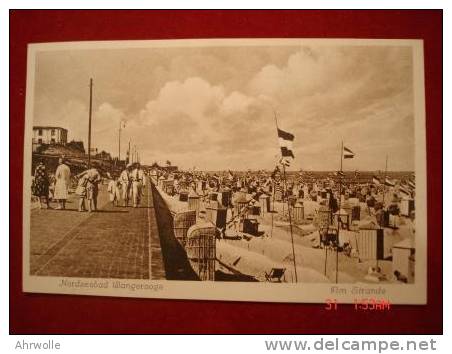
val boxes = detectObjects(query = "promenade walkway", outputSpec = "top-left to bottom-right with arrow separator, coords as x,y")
29,179 -> 166,280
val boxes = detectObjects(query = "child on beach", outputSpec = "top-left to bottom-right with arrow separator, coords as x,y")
75,172 -> 89,212
107,175 -> 121,206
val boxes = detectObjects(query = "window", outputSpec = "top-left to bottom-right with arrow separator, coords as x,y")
38,129 -> 42,135
51,138 -> 55,144
38,138 -> 42,144
51,129 -> 55,136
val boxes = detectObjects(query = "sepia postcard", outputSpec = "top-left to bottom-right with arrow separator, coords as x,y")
22,38 -> 427,304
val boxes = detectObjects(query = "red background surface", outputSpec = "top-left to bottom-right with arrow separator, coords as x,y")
10,10 -> 442,334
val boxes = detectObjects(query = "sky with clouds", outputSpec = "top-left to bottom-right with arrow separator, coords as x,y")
33,43 -> 415,171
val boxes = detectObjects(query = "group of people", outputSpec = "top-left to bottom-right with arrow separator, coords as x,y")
74,167 -> 102,212
32,158 -> 147,212
32,157 -> 71,210
32,157 -> 103,212
116,162 -> 146,208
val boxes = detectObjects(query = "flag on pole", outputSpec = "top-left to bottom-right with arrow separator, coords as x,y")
372,176 -> 381,185
277,127 -> 295,167
343,146 -> 355,159
277,128 -> 295,158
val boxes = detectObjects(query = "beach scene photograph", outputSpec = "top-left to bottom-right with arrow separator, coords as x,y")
22,39 -> 426,303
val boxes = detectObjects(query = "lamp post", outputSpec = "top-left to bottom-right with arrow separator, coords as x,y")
118,120 -> 125,164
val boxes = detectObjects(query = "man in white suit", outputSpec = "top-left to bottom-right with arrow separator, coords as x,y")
131,162 -> 146,208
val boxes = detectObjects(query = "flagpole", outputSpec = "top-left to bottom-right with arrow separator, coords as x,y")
274,110 -> 298,283
324,245 -> 328,276
271,109 -> 279,240
282,163 -> 298,283
336,141 -> 344,284
270,178 -> 275,238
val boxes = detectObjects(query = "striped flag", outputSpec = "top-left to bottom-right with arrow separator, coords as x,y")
277,128 -> 295,157
372,176 -> 381,185
399,185 -> 410,197
343,146 -> 355,159
277,127 -> 295,167
408,180 -> 415,189
274,183 -> 283,194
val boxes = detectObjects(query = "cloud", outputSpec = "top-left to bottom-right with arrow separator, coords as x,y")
140,77 -> 224,125
245,46 -> 414,170
33,45 -> 415,171
131,77 -> 279,169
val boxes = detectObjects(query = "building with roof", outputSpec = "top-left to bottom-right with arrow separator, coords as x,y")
32,126 -> 68,145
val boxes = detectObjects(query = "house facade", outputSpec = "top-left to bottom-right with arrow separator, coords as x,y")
32,126 -> 68,145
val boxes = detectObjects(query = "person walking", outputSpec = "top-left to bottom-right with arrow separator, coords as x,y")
107,174 -> 121,207
120,163 -> 132,207
32,160 -> 51,209
54,157 -> 71,210
85,167 -> 102,212
131,162 -> 145,208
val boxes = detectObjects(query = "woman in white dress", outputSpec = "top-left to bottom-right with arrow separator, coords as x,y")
54,157 -> 71,210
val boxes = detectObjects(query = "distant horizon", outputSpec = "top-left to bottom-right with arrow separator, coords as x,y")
152,167 -> 415,174
31,136 -> 415,174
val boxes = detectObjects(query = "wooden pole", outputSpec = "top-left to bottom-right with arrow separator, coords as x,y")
270,179 -> 275,238
382,155 -> 388,207
336,141 -> 343,283
118,120 -> 122,162
88,78 -> 93,168
324,245 -> 328,276
127,140 -> 131,165
271,109 -> 279,239
377,155 -> 388,269
283,163 -> 298,283
273,109 -> 298,282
